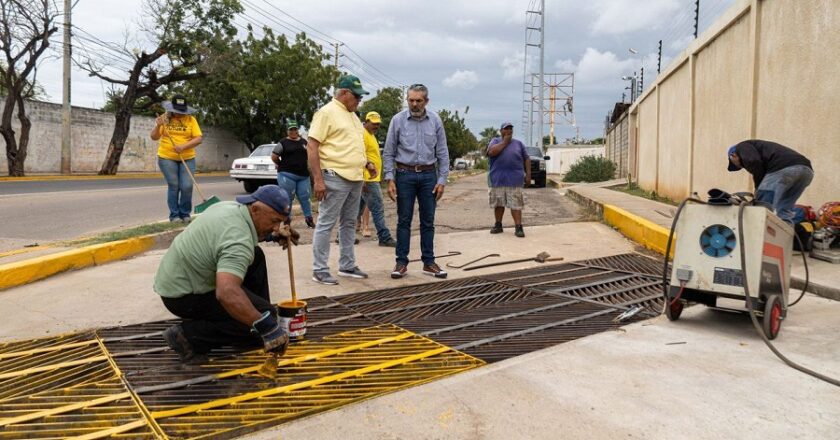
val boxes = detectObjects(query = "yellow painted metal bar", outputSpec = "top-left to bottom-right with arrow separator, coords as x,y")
0,339 -> 98,360
64,419 -> 149,440
0,392 -> 131,427
212,330 -> 416,380
0,355 -> 108,380
95,334 -> 168,440
152,345 -> 451,419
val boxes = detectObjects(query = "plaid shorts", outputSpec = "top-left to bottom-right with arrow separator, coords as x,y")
489,186 -> 525,210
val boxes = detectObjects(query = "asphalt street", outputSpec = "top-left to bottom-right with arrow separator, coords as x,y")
0,176 -> 244,251
0,172 -> 580,252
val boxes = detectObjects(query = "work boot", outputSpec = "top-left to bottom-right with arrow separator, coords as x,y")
312,271 -> 339,285
379,238 -> 397,247
305,216 -> 316,229
334,237 -> 361,244
490,222 -> 503,234
423,263 -> 448,279
391,263 -> 407,279
163,325 -> 207,365
515,225 -> 525,238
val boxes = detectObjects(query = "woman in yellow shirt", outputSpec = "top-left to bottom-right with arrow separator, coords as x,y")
150,95 -> 204,222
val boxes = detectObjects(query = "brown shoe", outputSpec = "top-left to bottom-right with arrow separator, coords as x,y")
422,263 -> 448,279
391,263 -> 407,279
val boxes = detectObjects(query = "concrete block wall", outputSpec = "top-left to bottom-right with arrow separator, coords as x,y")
0,99 -> 249,174
628,0 -> 840,206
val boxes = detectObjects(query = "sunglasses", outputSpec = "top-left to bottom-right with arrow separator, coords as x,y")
352,92 -> 363,100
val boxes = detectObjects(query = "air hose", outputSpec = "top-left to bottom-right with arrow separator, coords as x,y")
736,202 -> 839,387
660,195 -> 837,387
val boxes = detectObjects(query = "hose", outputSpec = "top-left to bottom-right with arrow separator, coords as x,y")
737,201 -> 840,387
661,197 -> 705,315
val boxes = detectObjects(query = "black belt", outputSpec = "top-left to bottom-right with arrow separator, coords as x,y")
396,162 -> 435,172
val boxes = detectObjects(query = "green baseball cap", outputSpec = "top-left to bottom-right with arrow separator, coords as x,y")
338,74 -> 369,96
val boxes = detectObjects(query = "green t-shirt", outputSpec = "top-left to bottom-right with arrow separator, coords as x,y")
154,201 -> 259,298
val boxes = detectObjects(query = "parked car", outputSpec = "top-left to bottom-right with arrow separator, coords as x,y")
454,159 -> 469,170
229,144 -> 277,193
525,147 -> 550,187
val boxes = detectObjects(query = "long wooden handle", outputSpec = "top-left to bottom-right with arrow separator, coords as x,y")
286,242 -> 297,303
165,131 -> 207,202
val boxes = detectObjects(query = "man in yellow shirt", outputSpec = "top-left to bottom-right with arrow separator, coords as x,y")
150,94 -> 203,222
306,74 -> 376,285
360,111 -> 396,247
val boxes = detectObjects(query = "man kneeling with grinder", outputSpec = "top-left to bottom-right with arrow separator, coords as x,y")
154,185 -> 300,364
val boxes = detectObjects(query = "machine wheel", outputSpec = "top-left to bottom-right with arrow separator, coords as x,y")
535,175 -> 546,188
762,294 -> 782,340
243,180 -> 260,193
665,299 -> 684,321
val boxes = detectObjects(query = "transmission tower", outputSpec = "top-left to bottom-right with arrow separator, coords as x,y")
521,0 -> 544,149
531,73 -> 575,146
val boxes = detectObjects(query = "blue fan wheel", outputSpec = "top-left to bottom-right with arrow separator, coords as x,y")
700,224 -> 736,257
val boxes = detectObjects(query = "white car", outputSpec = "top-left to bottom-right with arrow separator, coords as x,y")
229,144 -> 277,193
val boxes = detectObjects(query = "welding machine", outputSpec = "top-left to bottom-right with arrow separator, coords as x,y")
665,201 -> 793,339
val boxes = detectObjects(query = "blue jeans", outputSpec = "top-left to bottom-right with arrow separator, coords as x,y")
395,169 -> 437,266
756,165 -> 814,223
360,181 -> 393,243
277,171 -> 312,218
158,157 -> 195,221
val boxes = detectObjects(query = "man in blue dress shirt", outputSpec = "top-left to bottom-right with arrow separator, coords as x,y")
382,84 -> 450,279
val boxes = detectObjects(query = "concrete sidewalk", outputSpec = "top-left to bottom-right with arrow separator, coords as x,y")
0,222 -> 630,341
564,182 -> 840,301
1,213 -> 837,439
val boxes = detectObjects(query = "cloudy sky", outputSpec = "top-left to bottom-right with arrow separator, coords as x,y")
36,0 -> 736,142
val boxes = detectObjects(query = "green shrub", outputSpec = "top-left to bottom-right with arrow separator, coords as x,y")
474,157 -> 489,170
562,156 -> 616,183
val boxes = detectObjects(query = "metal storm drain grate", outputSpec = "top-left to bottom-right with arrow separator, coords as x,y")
0,253 -> 666,438
0,325 -> 482,439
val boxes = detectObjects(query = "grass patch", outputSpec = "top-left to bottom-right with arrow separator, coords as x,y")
612,182 -> 678,206
63,222 -> 184,247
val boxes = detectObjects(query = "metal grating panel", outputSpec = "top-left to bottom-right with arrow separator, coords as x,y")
0,253 -> 668,438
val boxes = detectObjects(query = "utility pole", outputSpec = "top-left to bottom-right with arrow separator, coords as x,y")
332,42 -> 343,75
657,40 -> 662,74
694,0 -> 700,39
60,0 -> 72,174
537,0 -> 545,150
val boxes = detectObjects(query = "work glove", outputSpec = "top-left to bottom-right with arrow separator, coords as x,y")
269,225 -> 300,249
252,310 -> 289,355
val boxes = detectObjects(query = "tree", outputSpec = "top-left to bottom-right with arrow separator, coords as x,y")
478,126 -> 497,150
359,87 -> 402,143
0,0 -> 59,176
78,0 -> 243,174
187,28 -> 337,150
438,109 -> 478,164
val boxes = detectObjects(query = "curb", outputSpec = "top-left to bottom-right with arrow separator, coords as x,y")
565,186 -> 839,301
0,171 -> 228,182
0,229 -> 181,291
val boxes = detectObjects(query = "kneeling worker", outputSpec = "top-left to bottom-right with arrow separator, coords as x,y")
154,185 -> 300,364
727,139 -> 813,223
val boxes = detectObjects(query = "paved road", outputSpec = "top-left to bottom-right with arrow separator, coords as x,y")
0,176 -> 246,251
0,172 -> 580,252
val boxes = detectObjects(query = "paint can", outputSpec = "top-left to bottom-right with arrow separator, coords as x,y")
278,300 -> 307,341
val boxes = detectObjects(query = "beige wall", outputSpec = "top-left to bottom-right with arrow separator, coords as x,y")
753,0 -> 840,206
631,0 -> 839,206
692,12 -> 753,195
636,90 -> 659,190
0,99 -> 249,174
656,63 -> 691,200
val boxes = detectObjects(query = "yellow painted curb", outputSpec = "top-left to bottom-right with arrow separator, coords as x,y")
603,204 -> 674,257
0,237 -> 155,291
0,172 -> 228,182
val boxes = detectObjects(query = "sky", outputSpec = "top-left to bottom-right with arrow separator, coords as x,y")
35,0 -> 736,143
